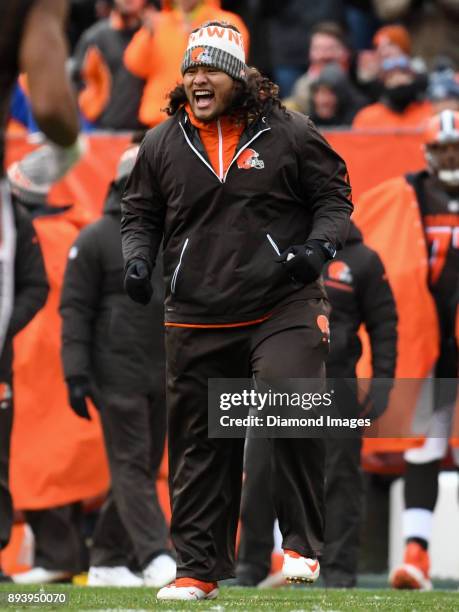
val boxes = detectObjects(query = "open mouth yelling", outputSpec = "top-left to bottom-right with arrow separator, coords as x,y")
194,90 -> 215,110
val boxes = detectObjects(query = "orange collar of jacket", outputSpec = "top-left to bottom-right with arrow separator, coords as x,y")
184,103 -> 245,178
184,103 -> 242,132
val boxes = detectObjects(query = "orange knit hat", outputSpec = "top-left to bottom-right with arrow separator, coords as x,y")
373,25 -> 411,55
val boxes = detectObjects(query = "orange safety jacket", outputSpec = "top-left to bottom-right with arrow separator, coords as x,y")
352,100 -> 433,130
354,175 -> 444,457
10,204 -> 110,510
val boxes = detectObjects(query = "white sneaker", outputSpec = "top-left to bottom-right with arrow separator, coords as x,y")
143,554 -> 176,588
282,550 -> 320,584
87,566 -> 143,587
157,580 -> 218,601
12,568 -> 72,584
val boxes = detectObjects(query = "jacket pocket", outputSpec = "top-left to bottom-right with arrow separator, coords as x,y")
171,237 -> 189,294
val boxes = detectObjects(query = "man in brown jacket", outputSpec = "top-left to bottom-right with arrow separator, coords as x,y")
121,20 -> 353,601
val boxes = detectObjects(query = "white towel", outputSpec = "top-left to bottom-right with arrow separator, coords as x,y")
0,179 -> 16,355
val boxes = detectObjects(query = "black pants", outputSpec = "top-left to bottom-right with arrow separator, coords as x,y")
0,384 -> 13,551
166,298 -> 329,581
236,435 -> 364,587
322,436 -> 363,587
90,388 -> 169,569
24,504 -> 86,572
236,436 -> 276,585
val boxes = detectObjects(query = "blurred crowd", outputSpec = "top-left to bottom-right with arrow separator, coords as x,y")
7,0 -> 459,137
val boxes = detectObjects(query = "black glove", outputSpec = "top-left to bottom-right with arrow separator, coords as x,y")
275,240 -> 333,285
124,258 -> 153,305
66,376 -> 99,421
360,379 -> 393,421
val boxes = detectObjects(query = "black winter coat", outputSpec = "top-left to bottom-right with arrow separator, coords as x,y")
0,202 -> 49,382
60,179 -> 165,393
324,222 -> 398,379
121,107 -> 353,325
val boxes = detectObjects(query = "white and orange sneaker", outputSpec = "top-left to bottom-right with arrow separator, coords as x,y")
156,577 -> 219,601
389,542 -> 432,591
282,549 -> 320,584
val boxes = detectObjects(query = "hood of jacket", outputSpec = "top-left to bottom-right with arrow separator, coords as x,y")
310,63 -> 367,125
103,177 -> 127,216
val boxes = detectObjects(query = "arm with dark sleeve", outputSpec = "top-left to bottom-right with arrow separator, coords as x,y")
9,206 -> 49,336
120,136 -> 166,272
59,227 -> 102,381
298,118 -> 353,250
357,250 -> 398,378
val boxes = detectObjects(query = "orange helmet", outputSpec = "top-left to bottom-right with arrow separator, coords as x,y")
423,110 -> 459,188
236,148 -> 264,170
327,261 -> 352,283
423,109 -> 459,146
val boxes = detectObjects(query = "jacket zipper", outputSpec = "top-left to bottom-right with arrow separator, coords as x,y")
217,120 -> 224,180
171,238 -> 189,294
179,120 -> 271,184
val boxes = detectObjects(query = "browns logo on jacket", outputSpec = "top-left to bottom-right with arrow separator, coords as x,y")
121,107 -> 353,325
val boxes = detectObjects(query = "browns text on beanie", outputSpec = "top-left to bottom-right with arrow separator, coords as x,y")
181,22 -> 247,81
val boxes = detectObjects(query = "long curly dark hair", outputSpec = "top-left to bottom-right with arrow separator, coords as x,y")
164,22 -> 286,124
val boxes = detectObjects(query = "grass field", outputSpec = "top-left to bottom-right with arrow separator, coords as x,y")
1,584 -> 458,611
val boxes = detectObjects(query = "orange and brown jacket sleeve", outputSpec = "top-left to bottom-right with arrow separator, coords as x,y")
78,46 -> 112,122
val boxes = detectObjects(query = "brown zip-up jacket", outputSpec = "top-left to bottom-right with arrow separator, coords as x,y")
121,106 -> 353,325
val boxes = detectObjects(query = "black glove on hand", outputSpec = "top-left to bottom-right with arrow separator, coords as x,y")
66,376 -> 95,420
124,258 -> 152,305
360,380 -> 393,421
276,240 -> 331,285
